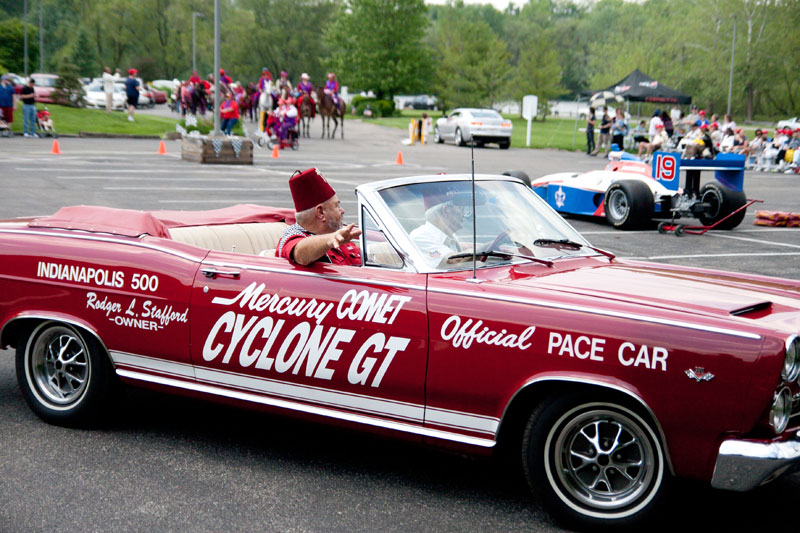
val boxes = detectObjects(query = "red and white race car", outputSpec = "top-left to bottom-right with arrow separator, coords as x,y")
1,174 -> 799,529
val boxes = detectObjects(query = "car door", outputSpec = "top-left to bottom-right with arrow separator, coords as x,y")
189,250 -> 429,431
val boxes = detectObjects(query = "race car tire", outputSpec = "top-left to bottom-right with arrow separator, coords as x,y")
502,170 -> 531,187
698,182 -> 747,230
434,126 -> 443,144
603,180 -> 654,230
455,128 -> 466,147
522,394 -> 669,530
16,321 -> 114,427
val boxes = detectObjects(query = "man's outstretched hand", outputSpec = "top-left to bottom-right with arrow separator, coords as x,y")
329,224 -> 362,248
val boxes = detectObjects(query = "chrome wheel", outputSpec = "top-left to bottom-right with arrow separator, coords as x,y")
548,407 -> 656,511
28,325 -> 90,407
606,189 -> 630,223
434,126 -> 442,143
455,128 -> 464,146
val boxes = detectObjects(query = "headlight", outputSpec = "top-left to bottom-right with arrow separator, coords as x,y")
784,335 -> 800,382
769,387 -> 792,434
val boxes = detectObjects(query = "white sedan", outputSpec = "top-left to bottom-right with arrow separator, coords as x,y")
434,108 -> 513,149
83,82 -> 126,110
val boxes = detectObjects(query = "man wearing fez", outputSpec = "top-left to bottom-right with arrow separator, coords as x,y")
276,168 -> 362,266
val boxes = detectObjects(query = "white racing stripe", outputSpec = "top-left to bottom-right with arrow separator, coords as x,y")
110,351 -> 498,438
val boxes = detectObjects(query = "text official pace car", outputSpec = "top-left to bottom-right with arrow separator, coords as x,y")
1,175 -> 800,529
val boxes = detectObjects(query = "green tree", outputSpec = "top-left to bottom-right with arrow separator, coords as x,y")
512,33 -> 562,115
0,18 -> 39,75
51,62 -> 86,107
432,10 -> 511,109
72,27 -> 98,77
325,0 -> 432,99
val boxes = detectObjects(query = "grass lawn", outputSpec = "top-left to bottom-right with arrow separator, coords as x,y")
365,109 -> 587,151
8,101 -> 179,137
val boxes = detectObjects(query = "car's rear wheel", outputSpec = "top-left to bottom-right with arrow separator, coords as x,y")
499,140 -> 510,149
522,395 -> 668,529
434,126 -> 443,144
16,322 -> 114,427
698,182 -> 747,229
604,180 -> 653,230
455,127 -> 465,146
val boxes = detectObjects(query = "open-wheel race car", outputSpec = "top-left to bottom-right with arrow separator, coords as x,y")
531,152 -> 750,231
1,173 -> 800,529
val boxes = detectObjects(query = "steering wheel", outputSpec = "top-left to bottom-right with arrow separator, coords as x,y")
482,230 -> 514,255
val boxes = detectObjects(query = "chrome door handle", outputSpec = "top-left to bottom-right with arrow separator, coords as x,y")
201,268 -> 241,279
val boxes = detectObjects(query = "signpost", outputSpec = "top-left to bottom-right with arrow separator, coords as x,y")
522,95 -> 538,147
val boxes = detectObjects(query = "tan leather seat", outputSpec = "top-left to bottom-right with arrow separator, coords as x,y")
169,222 -> 288,255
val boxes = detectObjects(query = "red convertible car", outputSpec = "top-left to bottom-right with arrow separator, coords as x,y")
1,174 -> 799,529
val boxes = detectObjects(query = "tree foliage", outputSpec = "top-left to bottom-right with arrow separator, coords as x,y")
325,0 -> 432,99
0,0 -> 796,120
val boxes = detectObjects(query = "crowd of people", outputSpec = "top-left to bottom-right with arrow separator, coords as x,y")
172,68 -> 343,142
585,103 -> 800,173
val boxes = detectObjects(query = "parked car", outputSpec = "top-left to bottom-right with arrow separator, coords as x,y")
777,117 -> 800,131
434,108 -> 512,149
146,83 -> 167,104
1,174 -> 799,529
30,73 -> 58,103
6,72 -> 26,94
83,82 -> 126,110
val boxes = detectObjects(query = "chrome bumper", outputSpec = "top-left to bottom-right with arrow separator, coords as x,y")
711,434 -> 800,491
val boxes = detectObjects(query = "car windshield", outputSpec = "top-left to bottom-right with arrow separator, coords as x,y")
378,179 -> 593,271
471,110 -> 502,119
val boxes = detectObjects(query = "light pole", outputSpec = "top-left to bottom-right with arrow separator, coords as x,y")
727,16 -> 737,116
23,0 -> 28,76
39,0 -> 43,72
192,11 -> 204,74
213,0 -> 220,136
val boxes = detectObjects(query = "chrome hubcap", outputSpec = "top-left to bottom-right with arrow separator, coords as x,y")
553,409 -> 654,510
455,129 -> 462,145
607,190 -> 629,221
31,327 -> 90,405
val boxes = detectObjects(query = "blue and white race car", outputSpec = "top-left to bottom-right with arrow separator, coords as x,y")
530,152 -> 749,231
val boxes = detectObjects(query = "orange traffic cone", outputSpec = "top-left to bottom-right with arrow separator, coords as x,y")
271,145 -> 280,159
158,140 -> 167,155
395,151 -> 404,165
50,139 -> 61,155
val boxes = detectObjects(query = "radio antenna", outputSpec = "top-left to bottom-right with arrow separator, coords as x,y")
468,134 -> 478,282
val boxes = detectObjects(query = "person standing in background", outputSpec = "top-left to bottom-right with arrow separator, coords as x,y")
0,75 -> 16,131
611,108 -> 629,151
124,69 -> 140,122
20,79 -> 37,137
586,106 -> 596,155
591,106 -> 611,156
101,67 -> 120,114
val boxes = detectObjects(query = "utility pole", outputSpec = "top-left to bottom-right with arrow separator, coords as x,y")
24,0 -> 28,77
39,0 -> 43,73
192,12 -> 204,73
213,0 -> 220,136
727,16 -> 736,116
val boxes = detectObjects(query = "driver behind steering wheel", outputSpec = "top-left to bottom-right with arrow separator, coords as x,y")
409,197 -> 468,268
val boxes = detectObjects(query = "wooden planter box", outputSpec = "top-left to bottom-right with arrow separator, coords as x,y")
181,135 -> 253,165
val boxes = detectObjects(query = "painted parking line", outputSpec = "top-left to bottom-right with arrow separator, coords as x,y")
104,186 -> 291,191
628,252 -> 800,260
56,176 -> 246,181
157,199 -> 358,205
706,233 -> 800,249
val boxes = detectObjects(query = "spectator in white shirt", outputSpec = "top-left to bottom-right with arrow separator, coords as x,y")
101,67 -> 121,114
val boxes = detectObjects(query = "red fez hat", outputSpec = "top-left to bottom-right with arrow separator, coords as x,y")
289,168 -> 336,212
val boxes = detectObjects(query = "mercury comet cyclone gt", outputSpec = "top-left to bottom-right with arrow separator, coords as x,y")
1,175 -> 799,529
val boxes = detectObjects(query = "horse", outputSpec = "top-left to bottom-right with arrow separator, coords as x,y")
298,96 -> 314,138
316,87 -> 344,139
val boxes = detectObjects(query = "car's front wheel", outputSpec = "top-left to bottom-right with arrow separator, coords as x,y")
522,395 -> 668,529
604,180 -> 653,230
434,126 -> 443,144
16,322 -> 115,427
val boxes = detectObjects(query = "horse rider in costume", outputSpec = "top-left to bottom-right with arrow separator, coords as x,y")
324,72 -> 342,111
278,70 -> 293,100
296,73 -> 315,118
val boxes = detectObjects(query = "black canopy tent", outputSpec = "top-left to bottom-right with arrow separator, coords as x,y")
572,69 -> 692,149
593,69 -> 692,105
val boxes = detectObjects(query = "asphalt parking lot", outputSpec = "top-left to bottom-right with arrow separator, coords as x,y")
0,120 -> 799,531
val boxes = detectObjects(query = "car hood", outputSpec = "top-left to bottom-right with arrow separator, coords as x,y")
499,259 -> 800,324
